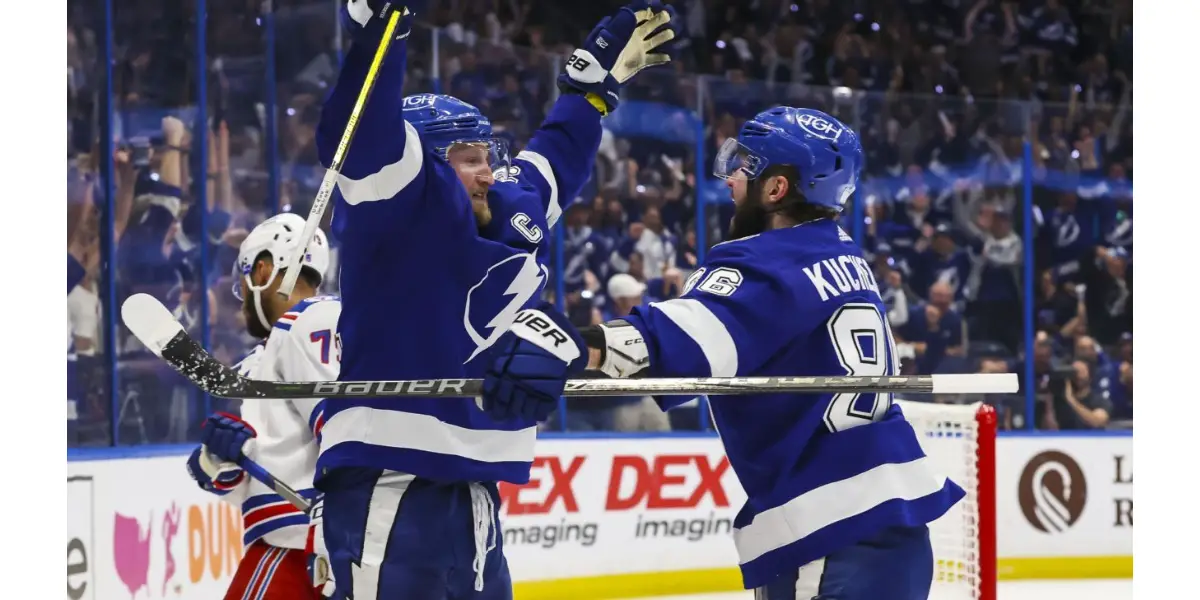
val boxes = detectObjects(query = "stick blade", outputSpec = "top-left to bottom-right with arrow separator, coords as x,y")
930,374 -> 1018,395
121,293 -> 184,357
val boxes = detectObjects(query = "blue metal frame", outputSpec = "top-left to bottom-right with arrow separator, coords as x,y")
196,0 -> 213,420
264,1 -> 281,216
1022,141 -> 1036,429
693,79 -> 712,433
74,14 -> 1130,452
66,427 -> 1131,462
69,444 -> 197,462
999,430 -> 1132,437
851,189 -> 865,246
431,26 -> 442,94
102,0 -> 119,445
553,221 -> 568,431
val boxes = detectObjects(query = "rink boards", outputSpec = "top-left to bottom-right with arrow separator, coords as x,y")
66,434 -> 1131,600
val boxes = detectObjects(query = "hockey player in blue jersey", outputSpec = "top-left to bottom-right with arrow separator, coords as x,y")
482,107 -> 965,599
313,1 -> 677,598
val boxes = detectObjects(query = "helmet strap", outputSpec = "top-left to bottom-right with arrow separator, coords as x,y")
251,287 -> 274,333
246,263 -> 284,332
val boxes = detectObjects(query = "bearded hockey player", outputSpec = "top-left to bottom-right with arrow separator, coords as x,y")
185,213 -> 339,599
481,108 -> 965,599
312,1 -> 677,598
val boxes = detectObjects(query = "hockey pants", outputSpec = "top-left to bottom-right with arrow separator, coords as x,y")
223,541 -> 321,600
754,524 -> 934,600
318,468 -> 512,600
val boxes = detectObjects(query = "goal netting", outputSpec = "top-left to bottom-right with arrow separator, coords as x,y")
897,400 -> 997,600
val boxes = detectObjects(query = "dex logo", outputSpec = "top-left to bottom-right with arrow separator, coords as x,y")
606,455 -> 731,510
1018,450 -> 1088,533
499,456 -> 585,515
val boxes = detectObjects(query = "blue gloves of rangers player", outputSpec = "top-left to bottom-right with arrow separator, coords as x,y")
342,0 -> 418,42
558,0 -> 678,114
482,304 -> 589,422
185,413 -> 257,493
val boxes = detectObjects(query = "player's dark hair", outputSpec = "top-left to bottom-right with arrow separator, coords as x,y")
254,250 -> 322,290
761,165 -> 841,225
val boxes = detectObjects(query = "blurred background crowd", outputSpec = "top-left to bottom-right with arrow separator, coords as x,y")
67,0 -> 1133,448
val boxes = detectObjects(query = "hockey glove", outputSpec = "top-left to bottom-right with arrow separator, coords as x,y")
558,0 -> 678,115
186,446 -> 246,493
482,304 -> 589,422
342,0 -> 416,43
200,412 -> 258,462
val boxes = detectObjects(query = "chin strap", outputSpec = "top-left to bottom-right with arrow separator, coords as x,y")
251,288 -> 274,333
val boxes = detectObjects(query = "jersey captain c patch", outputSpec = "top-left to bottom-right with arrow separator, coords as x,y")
463,251 -> 548,363
510,212 -> 544,244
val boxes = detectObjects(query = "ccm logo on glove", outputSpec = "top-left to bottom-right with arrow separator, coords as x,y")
510,310 -> 582,363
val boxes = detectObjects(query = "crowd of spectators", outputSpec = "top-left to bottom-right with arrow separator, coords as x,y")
67,0 -> 1133,447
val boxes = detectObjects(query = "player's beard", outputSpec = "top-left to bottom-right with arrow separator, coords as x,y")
727,180 -> 771,240
243,294 -> 271,340
472,194 -> 493,228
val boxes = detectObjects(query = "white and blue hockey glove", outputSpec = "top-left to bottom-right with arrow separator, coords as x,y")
558,0 -> 678,115
342,0 -> 417,42
482,304 -> 589,422
186,446 -> 246,494
187,412 -> 257,493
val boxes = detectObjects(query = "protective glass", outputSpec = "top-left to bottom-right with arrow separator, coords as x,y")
713,138 -> 768,180
231,260 -> 249,301
443,138 -> 511,172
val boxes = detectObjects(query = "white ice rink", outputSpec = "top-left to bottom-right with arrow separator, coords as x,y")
625,579 -> 1133,600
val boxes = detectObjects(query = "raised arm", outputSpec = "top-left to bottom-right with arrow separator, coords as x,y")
317,2 -> 427,233
512,0 -> 679,226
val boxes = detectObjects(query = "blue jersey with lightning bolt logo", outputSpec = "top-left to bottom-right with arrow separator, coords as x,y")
313,33 -> 600,484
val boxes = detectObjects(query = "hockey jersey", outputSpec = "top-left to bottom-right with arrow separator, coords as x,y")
206,296 -> 340,549
620,219 -> 965,588
314,34 -> 600,484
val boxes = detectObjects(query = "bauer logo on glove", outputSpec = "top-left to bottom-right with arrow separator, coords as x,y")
481,305 -> 588,422
510,310 -> 580,363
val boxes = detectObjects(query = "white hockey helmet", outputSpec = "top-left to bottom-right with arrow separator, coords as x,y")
232,213 -> 330,331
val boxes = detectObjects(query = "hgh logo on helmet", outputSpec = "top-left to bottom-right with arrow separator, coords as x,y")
796,113 -> 844,142
403,94 -> 437,109
1017,450 -> 1088,534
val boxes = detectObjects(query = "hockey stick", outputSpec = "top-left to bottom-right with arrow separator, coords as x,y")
276,7 -> 406,298
237,456 -> 314,514
124,293 -> 1018,399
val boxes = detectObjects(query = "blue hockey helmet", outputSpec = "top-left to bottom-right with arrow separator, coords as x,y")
402,93 -> 509,169
714,107 -> 864,211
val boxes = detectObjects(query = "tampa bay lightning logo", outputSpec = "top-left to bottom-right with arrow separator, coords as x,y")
463,251 -> 548,363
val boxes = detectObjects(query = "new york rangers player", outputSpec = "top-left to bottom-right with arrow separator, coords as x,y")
483,108 -> 965,599
314,1 -> 676,598
186,213 -> 338,600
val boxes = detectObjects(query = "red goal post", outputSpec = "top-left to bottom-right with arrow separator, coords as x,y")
897,400 -> 998,600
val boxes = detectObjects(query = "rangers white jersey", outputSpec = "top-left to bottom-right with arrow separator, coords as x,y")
212,295 -> 341,549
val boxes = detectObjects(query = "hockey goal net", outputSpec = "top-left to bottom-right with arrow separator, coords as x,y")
896,400 -> 997,600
